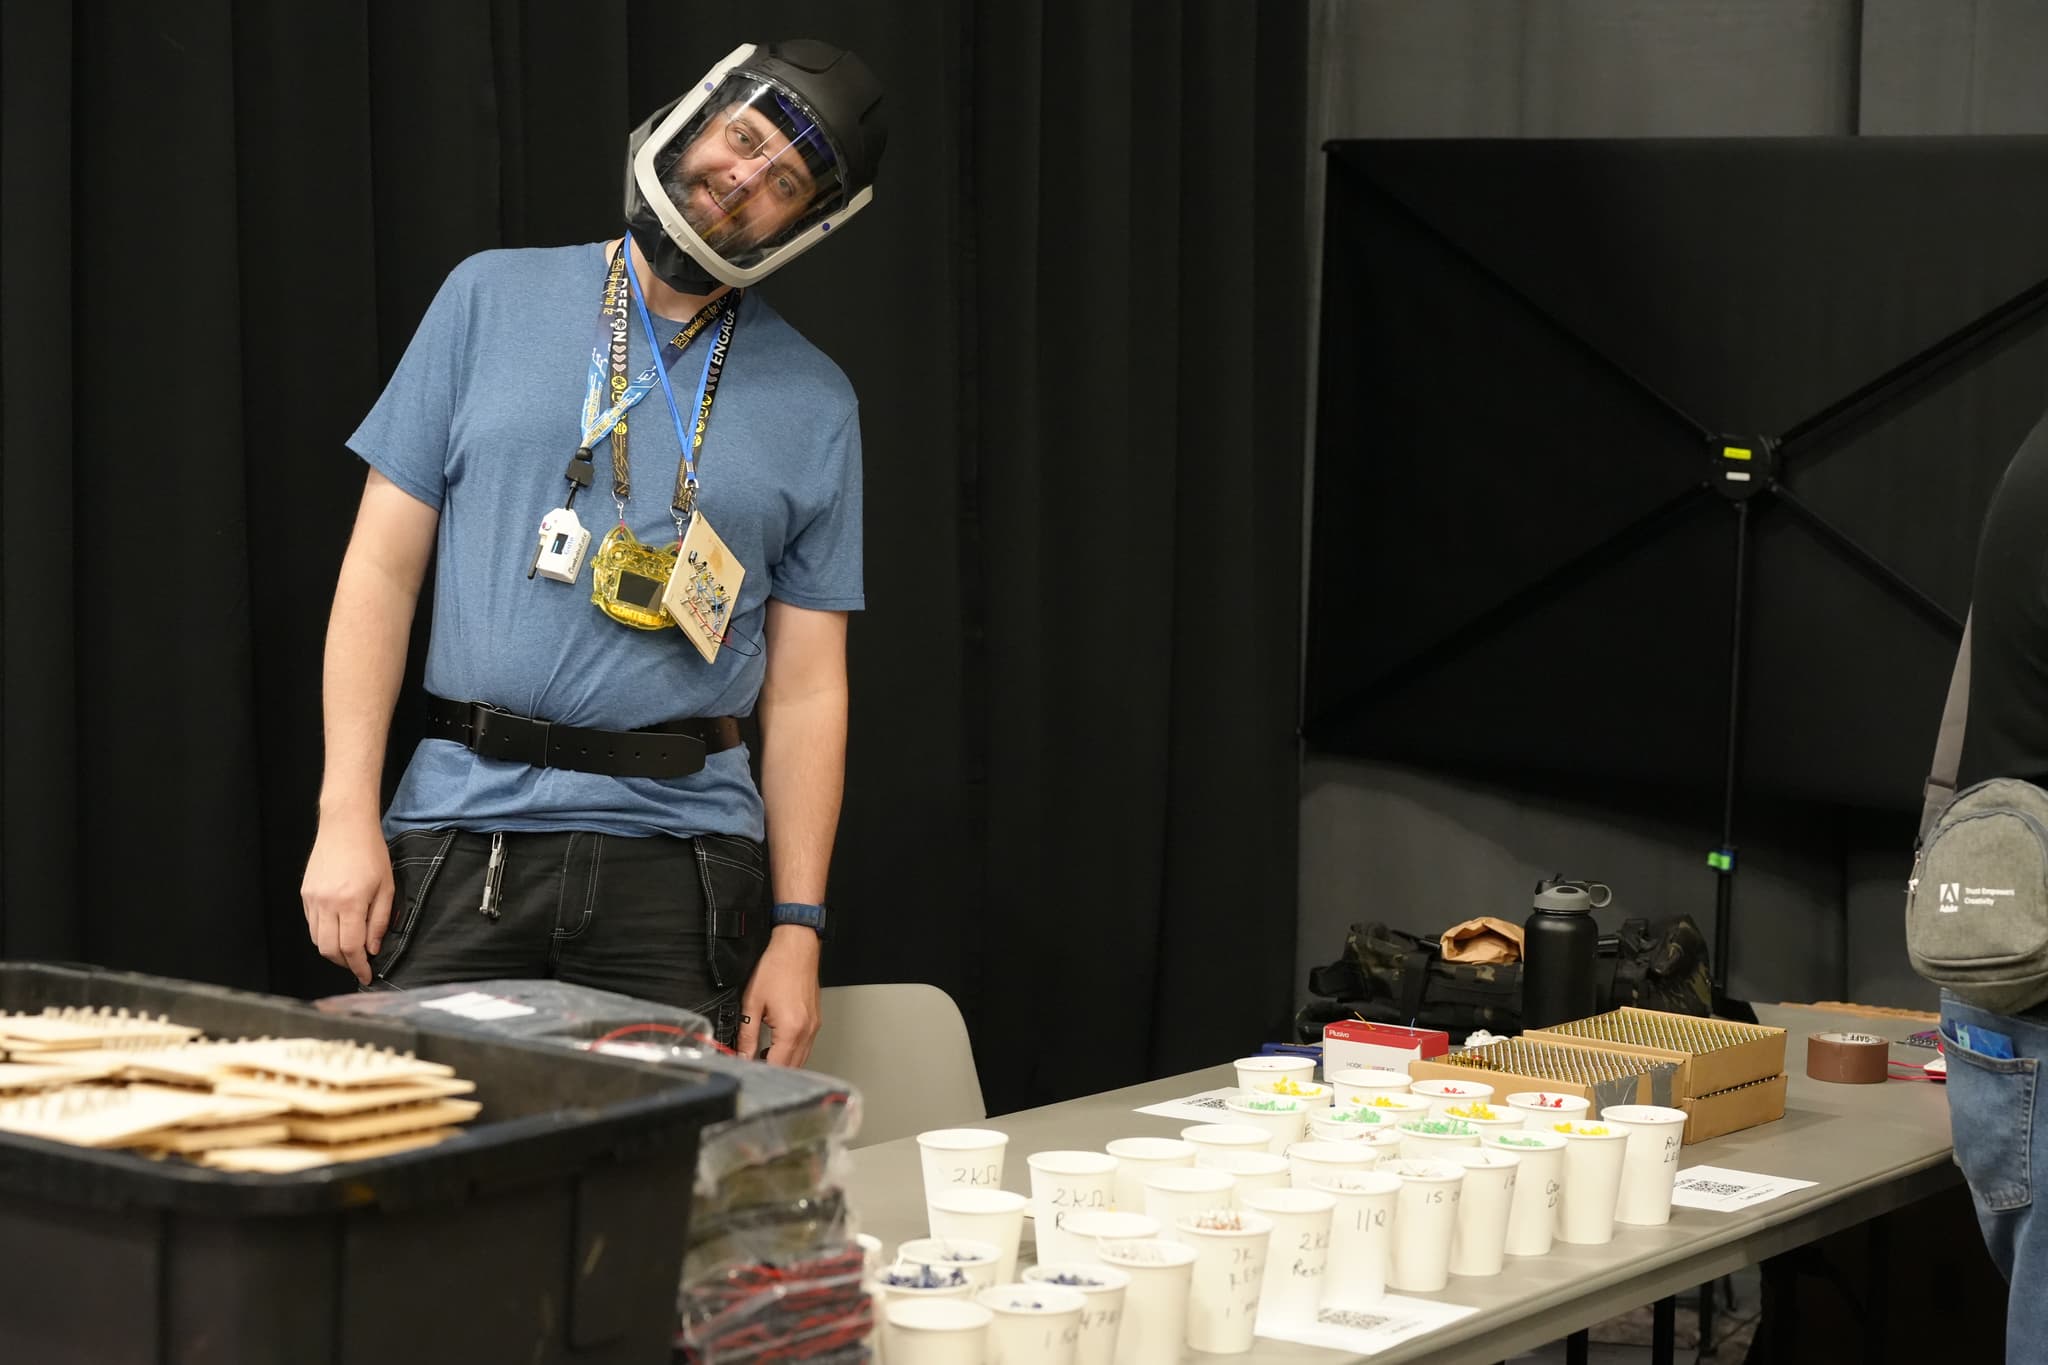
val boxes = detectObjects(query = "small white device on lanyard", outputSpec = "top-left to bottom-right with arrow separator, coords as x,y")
532,506 -> 591,583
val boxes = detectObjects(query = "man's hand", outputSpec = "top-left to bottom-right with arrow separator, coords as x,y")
737,925 -> 823,1066
301,812 -> 394,985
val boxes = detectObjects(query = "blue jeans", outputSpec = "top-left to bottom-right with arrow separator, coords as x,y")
1942,992 -> 2047,1363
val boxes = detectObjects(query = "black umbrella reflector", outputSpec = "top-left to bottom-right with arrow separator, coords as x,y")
1306,137 -> 2048,812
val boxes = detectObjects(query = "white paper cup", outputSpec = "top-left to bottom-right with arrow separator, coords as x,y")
1179,1123 -> 1272,1155
887,1298 -> 994,1365
1141,1165 -> 1237,1242
930,1187 -> 1032,1285
1063,1210 -> 1158,1264
1381,1159 -> 1465,1294
1246,1077 -> 1330,1107
919,1127 -> 1011,1223
978,1282 -> 1087,1365
1505,1090 -> 1591,1131
1233,1054 -> 1315,1095
1176,1209 -> 1274,1355
1395,1119 -> 1483,1162
1442,1148 -> 1520,1277
1104,1136 -> 1197,1212
1239,1187 -> 1335,1330
1357,1124 -> 1405,1153
1605,1104 -> 1689,1226
1352,1091 -> 1432,1120
1486,1130 -> 1568,1257
1308,1106 -> 1401,1144
1553,1122 -> 1631,1245
1310,1168 -> 1400,1311
1221,1095 -> 1310,1154
1195,1148 -> 1292,1206
1022,1264 -> 1130,1365
1436,1100 -> 1525,1138
1329,1067 -> 1413,1106
1409,1078 -> 1495,1122
875,1267 -> 977,1363
1095,1239 -> 1196,1365
1029,1151 -> 1120,1269
1286,1139 -> 1382,1189
896,1237 -> 1006,1297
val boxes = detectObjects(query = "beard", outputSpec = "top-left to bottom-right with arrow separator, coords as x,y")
676,179 -> 746,251
670,147 -> 760,254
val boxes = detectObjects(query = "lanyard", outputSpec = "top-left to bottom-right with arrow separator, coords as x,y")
569,245 -> 737,527
579,251 -> 718,455
624,243 -> 739,526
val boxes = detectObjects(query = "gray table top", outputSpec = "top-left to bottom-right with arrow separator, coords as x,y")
842,1004 -> 1958,1363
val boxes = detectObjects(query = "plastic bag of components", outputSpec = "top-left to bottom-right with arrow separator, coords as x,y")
678,1242 -> 873,1365
321,979 -> 861,1189
322,980 -> 874,1358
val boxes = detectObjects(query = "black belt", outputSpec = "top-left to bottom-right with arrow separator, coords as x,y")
424,696 -> 742,779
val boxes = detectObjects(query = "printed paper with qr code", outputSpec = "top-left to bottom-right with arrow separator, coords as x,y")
1257,1295 -> 1476,1355
1133,1087 -> 1246,1123
1669,1165 -> 1817,1212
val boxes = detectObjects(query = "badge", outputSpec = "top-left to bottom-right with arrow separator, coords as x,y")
589,523 -> 679,630
663,512 -> 746,664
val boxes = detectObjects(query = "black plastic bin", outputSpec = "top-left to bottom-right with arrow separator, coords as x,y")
0,963 -> 737,1365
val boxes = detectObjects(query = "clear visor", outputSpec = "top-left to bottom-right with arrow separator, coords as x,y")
645,75 -> 850,272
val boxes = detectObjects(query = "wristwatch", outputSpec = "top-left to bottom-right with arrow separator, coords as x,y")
771,902 -> 830,940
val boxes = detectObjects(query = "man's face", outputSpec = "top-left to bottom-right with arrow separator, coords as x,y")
671,102 -> 825,254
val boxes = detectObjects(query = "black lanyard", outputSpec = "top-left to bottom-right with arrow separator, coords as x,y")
564,246 -> 734,516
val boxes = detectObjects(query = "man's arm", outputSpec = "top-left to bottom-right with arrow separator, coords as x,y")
301,469 -> 439,983
739,599 -> 849,1066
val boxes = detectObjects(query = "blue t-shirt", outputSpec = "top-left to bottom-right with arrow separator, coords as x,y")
348,243 -> 864,841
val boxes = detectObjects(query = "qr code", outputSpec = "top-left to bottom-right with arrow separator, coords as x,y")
1317,1309 -> 1392,1330
1677,1179 -> 1747,1197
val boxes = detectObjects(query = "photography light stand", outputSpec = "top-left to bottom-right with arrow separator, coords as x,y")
1327,174 -> 2048,1013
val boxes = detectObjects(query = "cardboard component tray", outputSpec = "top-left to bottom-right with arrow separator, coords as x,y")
1682,1072 -> 1790,1145
1408,1035 -> 1685,1117
1524,1007 -> 1790,1143
1525,1007 -> 1788,1098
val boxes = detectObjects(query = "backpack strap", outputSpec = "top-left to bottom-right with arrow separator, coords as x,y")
1921,610 -> 1973,845
1396,947 -> 1431,1025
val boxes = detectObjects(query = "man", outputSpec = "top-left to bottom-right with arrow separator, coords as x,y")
1942,407 -> 2048,1358
300,41 -> 885,1065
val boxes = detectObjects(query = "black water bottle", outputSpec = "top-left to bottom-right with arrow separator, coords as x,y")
1522,878 -> 1608,1029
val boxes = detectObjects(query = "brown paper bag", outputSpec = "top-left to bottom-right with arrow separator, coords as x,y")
1440,916 -> 1525,965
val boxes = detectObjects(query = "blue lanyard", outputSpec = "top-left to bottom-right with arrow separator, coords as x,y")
624,243 -> 738,523
578,273 -> 696,451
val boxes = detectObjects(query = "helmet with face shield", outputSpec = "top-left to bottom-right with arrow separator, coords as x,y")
624,40 -> 886,294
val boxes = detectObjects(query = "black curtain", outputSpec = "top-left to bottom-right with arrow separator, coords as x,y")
0,0 -> 1306,1115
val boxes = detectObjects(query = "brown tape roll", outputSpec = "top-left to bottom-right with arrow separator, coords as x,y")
1806,1031 -> 1891,1084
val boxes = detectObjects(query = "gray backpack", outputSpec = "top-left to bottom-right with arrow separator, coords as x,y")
1908,613 -> 2048,1013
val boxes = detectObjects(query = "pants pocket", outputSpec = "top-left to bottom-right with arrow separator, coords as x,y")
692,835 -> 770,991
373,828 -> 459,981
1944,1017 -> 2038,1212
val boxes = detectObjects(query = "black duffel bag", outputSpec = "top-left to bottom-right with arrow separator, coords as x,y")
1296,915 -> 1713,1042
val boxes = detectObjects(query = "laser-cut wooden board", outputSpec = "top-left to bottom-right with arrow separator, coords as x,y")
198,1127 -> 462,1172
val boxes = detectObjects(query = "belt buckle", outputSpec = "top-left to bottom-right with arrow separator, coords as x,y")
470,703 -> 550,768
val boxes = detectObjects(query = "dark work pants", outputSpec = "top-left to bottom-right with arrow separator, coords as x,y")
370,828 -> 772,1046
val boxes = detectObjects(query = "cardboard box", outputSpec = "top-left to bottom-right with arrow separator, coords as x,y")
1405,1048 -> 1682,1118
1525,1007 -> 1788,1099
1681,1072 -> 1789,1144
1319,1020 -> 1450,1078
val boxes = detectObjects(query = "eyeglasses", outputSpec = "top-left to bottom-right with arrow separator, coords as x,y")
714,111 -> 824,204
722,113 -> 810,167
